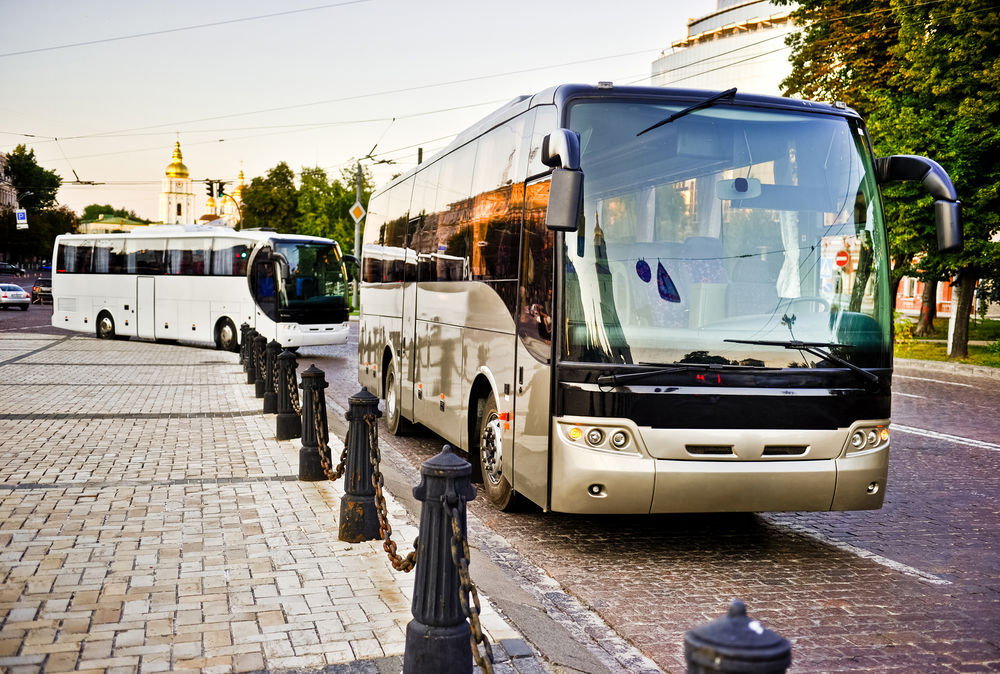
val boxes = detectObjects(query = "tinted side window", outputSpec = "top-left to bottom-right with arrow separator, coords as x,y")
432,144 -> 476,282
362,191 -> 389,283
127,239 -> 166,275
526,105 -> 558,177
411,162 -> 440,283
166,238 -> 209,275
212,238 -> 252,276
92,239 -> 127,273
383,178 -> 413,283
470,117 -> 527,311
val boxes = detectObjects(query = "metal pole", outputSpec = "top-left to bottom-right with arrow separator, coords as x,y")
353,161 -> 362,312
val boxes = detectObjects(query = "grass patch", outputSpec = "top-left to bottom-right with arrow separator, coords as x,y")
894,340 -> 1000,367
908,317 -> 1000,342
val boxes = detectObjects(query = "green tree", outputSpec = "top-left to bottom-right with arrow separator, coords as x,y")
6,144 -> 61,211
240,162 -> 299,233
81,204 -> 150,223
1,205 -> 78,263
780,0 -> 1000,359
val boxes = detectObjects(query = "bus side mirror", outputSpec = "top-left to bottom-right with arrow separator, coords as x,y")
542,129 -> 581,170
342,254 -> 359,280
876,154 -> 962,253
546,168 -> 584,232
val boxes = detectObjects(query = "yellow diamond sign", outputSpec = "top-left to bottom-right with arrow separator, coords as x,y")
349,201 -> 366,223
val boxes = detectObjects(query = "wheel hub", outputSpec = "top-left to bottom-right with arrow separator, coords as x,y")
481,414 -> 504,485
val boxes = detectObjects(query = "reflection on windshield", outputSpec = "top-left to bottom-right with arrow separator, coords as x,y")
273,241 -> 349,324
564,101 -> 890,370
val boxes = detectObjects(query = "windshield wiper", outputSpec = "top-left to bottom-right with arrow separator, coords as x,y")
595,361 -> 764,387
723,339 -> 879,384
636,88 -> 737,137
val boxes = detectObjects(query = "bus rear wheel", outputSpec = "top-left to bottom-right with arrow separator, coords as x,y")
96,312 -> 116,339
477,393 -> 516,510
216,318 -> 239,352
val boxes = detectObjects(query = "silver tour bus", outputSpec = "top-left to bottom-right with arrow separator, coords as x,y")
358,84 -> 960,514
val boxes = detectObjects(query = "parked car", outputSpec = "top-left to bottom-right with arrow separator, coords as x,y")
31,277 -> 52,304
0,284 -> 30,310
0,262 -> 25,276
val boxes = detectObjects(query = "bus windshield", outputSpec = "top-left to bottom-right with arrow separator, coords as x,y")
273,240 -> 349,324
564,100 -> 891,370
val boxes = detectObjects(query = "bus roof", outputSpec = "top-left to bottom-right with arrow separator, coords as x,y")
374,83 -> 861,198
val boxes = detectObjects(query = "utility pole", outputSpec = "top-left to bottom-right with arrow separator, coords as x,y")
353,162 -> 363,312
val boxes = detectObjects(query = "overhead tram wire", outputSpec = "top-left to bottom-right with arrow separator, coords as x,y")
0,0 -> 373,59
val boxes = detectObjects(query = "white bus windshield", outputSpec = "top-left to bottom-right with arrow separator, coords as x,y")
564,100 -> 891,370
272,240 -> 349,324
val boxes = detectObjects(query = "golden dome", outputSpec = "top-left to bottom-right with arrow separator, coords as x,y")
232,170 -> 245,199
205,196 -> 217,210
165,141 -> 189,178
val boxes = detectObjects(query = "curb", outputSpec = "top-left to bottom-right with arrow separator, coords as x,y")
895,357 -> 1000,380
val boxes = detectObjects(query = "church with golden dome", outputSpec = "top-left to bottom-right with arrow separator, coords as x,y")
157,141 -> 244,227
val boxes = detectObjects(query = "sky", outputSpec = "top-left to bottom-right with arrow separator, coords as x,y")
1,0 -> 718,221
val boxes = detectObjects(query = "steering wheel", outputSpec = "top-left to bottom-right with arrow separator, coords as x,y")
781,296 -> 830,312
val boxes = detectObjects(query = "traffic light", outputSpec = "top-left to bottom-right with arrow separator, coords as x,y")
217,181 -> 227,197
205,181 -> 215,198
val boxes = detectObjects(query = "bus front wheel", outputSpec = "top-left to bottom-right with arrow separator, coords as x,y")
477,394 -> 516,510
216,318 -> 239,352
384,364 -> 412,436
96,312 -> 116,340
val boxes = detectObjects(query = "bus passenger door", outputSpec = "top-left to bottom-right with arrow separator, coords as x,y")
136,277 -> 155,339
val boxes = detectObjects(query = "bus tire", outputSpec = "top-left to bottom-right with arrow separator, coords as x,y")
96,312 -> 116,339
216,318 -> 239,352
476,393 -> 517,511
384,364 -> 412,436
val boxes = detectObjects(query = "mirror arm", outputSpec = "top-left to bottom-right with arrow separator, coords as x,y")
876,154 -> 962,253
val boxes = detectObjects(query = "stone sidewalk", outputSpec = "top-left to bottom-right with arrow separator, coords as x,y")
0,334 -> 536,673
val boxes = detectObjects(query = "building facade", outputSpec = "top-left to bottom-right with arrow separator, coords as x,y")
651,0 -> 795,95
0,153 -> 18,209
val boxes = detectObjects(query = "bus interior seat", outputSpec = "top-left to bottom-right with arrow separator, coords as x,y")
727,255 -> 780,316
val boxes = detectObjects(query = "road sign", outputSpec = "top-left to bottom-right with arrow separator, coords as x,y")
349,201 -> 366,224
15,208 -> 27,230
835,250 -> 850,267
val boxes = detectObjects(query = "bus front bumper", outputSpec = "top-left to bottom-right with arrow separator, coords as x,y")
548,426 -> 888,514
276,321 -> 350,347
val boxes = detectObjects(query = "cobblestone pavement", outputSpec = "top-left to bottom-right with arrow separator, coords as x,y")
0,334 -> 533,673
308,324 -> 1000,674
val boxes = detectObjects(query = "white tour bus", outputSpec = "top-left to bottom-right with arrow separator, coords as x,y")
51,225 -> 355,350
358,84 -> 960,514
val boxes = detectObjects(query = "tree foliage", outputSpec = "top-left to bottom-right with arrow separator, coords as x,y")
240,162 -> 299,233
81,204 -> 150,223
780,0 -> 1000,358
6,144 -> 61,211
240,161 -> 374,255
1,206 -> 79,262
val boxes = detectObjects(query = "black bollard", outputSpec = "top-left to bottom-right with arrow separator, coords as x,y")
339,389 -> 382,542
253,334 -> 268,398
276,349 -> 301,440
238,323 -> 249,365
245,329 -> 259,385
263,340 -> 281,414
403,444 -> 478,674
298,365 -> 329,481
684,600 -> 791,673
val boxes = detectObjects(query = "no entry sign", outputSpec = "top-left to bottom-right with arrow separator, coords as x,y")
835,250 -> 850,267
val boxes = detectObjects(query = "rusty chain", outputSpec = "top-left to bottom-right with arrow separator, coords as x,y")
271,352 -> 280,395
313,390 -> 347,481
367,414 -> 418,572
444,495 -> 494,673
286,365 -> 302,415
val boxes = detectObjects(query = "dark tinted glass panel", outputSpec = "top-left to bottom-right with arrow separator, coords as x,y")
411,162 -> 441,282
362,192 -> 388,283
59,241 -> 94,273
432,144 -> 476,282
211,238 -> 252,276
166,238 -> 209,275
127,239 -> 166,275
383,178 -> 413,283
92,239 -> 127,273
526,106 -> 558,177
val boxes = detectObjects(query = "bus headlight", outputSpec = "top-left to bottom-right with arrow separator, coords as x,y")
586,429 -> 604,446
610,431 -> 630,449
848,425 -> 889,453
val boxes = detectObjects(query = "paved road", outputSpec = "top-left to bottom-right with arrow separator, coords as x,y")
295,323 -> 1000,673
6,309 -> 998,672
